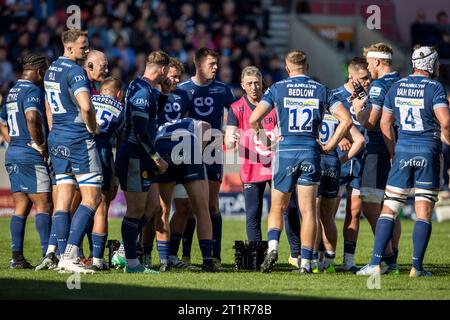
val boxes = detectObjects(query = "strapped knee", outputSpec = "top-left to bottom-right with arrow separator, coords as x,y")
415,188 -> 439,204
383,186 -> 409,218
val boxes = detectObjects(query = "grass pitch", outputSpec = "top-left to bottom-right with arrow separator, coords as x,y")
0,217 -> 450,300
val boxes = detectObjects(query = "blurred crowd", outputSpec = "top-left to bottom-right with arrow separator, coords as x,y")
0,0 -> 286,98
411,9 -> 450,59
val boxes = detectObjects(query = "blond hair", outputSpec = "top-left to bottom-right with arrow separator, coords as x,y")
146,51 -> 170,67
285,50 -> 307,69
62,29 -> 88,45
363,43 -> 393,66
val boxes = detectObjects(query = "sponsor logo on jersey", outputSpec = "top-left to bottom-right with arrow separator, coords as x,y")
369,86 -> 382,97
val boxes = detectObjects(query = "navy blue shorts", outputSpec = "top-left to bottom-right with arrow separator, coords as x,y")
318,154 -> 341,198
115,143 -> 156,192
155,138 -> 207,184
339,153 -> 365,191
387,143 -> 441,190
272,147 -> 321,193
98,146 -> 114,191
48,132 -> 102,176
361,152 -> 391,190
5,162 -> 51,193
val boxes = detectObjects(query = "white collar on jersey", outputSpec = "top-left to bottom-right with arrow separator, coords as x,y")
17,79 -> 32,83
289,74 -> 309,79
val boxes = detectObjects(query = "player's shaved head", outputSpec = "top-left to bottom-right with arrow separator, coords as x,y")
85,50 -> 106,65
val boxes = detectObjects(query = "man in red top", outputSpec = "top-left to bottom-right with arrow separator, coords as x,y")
225,66 -> 301,267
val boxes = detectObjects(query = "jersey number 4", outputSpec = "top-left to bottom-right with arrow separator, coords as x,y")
399,104 -> 424,131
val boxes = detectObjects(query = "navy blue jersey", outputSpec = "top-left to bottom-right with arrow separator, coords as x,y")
92,94 -> 125,149
156,117 -> 201,143
261,75 -> 340,147
384,74 -> 449,147
44,56 -> 91,140
157,88 -> 189,126
332,85 -> 364,134
2,80 -> 46,163
333,85 -> 366,158
122,77 -> 159,155
178,78 -> 236,130
366,72 -> 401,153
319,112 -> 339,157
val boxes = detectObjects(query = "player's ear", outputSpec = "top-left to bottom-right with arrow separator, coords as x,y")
285,64 -> 290,75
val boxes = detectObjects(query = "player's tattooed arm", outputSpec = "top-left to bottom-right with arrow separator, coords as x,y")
339,125 -> 365,164
323,103 -> 352,153
380,110 -> 395,159
76,90 -> 99,134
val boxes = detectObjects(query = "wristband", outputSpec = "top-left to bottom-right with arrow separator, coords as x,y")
31,141 -> 45,152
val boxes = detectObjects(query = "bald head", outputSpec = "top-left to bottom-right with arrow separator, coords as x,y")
84,50 -> 108,82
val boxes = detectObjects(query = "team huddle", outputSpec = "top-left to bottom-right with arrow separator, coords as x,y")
1,28 -> 449,277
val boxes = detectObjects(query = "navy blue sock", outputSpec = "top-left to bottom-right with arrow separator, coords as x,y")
199,239 -> 213,262
10,214 -> 26,257
48,219 -> 57,247
67,204 -> 95,249
319,240 -> 325,253
393,247 -> 399,264
312,250 -> 319,260
370,215 -> 395,265
35,213 -> 51,256
138,216 -> 149,231
383,253 -> 396,266
169,233 -> 182,257
182,216 -> 196,258
121,217 -> 140,259
412,219 -> 432,271
157,240 -> 170,263
86,219 -> 94,255
301,246 -> 313,260
53,211 -> 70,254
344,240 -> 356,255
143,243 -> 153,255
92,232 -> 107,259
284,198 -> 301,257
211,213 -> 222,260
268,228 -> 281,242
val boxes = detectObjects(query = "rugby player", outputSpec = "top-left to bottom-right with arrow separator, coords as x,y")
115,51 -> 169,273
315,100 -> 365,273
44,29 -> 104,274
155,116 -> 217,271
352,43 -> 402,273
85,77 -> 124,271
332,57 -> 371,272
357,46 -> 450,277
225,66 -> 301,267
178,48 -> 236,269
250,50 -> 352,273
0,53 -> 52,269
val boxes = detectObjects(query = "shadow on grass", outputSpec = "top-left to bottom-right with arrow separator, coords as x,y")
0,278 -> 340,300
